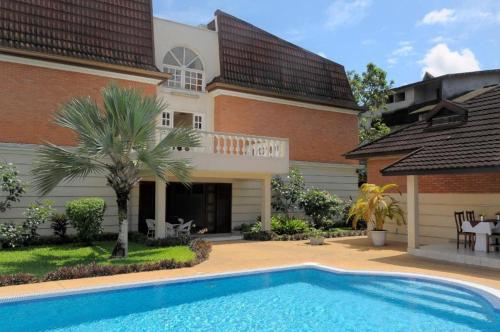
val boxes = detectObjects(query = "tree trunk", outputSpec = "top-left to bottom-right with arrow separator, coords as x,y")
111,191 -> 129,258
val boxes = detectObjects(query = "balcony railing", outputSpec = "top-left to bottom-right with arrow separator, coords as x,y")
157,128 -> 288,159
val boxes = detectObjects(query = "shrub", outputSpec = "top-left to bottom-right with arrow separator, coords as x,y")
0,223 -> 26,248
243,231 -> 274,241
271,168 -> 305,217
51,213 -> 69,238
23,200 -> 55,239
0,273 -> 37,287
299,189 -> 345,228
271,215 -> 309,235
0,162 -> 25,213
66,198 -> 106,244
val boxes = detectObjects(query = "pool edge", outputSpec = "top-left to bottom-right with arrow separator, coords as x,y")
0,263 -> 499,310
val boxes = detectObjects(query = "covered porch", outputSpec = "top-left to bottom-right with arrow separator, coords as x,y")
402,174 -> 500,269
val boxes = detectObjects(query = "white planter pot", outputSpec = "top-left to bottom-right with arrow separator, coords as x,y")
310,236 -> 325,245
370,230 -> 387,247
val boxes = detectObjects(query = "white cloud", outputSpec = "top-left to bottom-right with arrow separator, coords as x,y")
419,8 -> 456,25
325,0 -> 372,29
419,43 -> 480,76
361,39 -> 376,46
317,51 -> 327,58
387,41 -> 414,66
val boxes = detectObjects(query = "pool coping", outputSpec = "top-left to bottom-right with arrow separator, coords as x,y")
1,263 -> 499,310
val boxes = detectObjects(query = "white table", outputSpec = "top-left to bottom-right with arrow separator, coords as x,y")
462,220 -> 500,252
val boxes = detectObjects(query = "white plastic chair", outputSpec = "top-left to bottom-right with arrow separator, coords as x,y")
166,222 -> 178,237
177,220 -> 193,236
145,219 -> 155,238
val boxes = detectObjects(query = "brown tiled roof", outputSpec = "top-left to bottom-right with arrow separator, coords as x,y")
345,85 -> 500,175
0,0 -> 159,73
207,10 -> 358,110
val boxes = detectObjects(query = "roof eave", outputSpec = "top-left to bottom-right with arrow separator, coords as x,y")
0,47 -> 171,83
382,165 -> 500,176
206,81 -> 362,111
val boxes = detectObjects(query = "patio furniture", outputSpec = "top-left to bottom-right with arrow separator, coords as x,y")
166,222 -> 178,237
454,211 -> 475,250
462,219 -> 500,252
145,219 -> 155,238
177,220 -> 193,236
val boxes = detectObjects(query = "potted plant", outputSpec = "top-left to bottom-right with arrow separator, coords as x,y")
308,228 -> 325,245
348,183 -> 405,247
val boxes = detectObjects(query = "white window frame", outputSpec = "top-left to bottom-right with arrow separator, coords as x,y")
193,114 -> 204,130
162,47 -> 205,92
161,111 -> 172,128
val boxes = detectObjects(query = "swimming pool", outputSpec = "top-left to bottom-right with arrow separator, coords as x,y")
0,265 -> 498,331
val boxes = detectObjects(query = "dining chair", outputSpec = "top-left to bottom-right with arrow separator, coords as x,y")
464,210 -> 477,248
177,220 -> 193,236
145,219 -> 155,238
454,211 -> 474,250
165,222 -> 178,237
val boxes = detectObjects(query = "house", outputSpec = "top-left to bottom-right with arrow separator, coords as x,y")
346,84 -> 500,266
383,70 -> 500,128
0,1 -> 360,237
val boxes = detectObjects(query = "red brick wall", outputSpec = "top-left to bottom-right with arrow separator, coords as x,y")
0,61 -> 156,146
367,157 -> 500,193
214,95 -> 359,164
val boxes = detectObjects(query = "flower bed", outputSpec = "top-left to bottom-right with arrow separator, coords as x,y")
243,229 -> 367,241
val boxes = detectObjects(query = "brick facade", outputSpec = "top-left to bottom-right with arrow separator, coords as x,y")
367,157 -> 500,193
0,61 -> 156,146
214,95 -> 359,164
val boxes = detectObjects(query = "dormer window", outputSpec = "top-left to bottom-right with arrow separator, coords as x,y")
425,100 -> 468,131
163,47 -> 204,92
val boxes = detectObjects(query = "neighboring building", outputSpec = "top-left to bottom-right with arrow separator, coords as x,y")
383,70 -> 500,128
346,85 -> 500,253
0,3 -> 360,236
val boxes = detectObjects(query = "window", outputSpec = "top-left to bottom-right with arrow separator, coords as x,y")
194,115 -> 203,130
161,111 -> 172,127
395,92 -> 406,102
163,47 -> 204,92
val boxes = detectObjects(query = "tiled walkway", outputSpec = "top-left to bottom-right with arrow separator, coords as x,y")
1,237 -> 499,298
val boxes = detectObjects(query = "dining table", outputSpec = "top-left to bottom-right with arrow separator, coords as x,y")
462,219 -> 500,252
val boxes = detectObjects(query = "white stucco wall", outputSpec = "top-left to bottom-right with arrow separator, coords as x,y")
153,17 -> 220,132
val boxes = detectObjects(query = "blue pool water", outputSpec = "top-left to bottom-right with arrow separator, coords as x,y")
0,268 -> 498,331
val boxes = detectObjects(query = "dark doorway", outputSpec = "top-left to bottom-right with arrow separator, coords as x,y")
138,182 -> 232,235
167,183 -> 232,234
138,181 -> 155,234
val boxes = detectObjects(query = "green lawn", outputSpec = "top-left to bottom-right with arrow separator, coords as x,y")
0,241 -> 196,277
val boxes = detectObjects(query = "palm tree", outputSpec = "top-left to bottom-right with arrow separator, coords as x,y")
32,84 -> 199,258
348,183 -> 405,231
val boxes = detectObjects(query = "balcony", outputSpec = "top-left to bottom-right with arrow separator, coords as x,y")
157,128 -> 289,174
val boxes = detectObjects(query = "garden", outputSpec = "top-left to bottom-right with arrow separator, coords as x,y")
241,168 -> 367,244
0,161 -> 210,287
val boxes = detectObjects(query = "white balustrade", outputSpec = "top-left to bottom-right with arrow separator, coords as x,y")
157,128 -> 288,159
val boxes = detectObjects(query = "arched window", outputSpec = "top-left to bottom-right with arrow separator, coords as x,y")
163,47 -> 204,92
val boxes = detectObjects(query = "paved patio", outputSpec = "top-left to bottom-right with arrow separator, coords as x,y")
1,236 -> 499,298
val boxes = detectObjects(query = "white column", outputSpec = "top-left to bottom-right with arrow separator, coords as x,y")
407,175 -> 419,249
261,175 -> 272,231
155,177 -> 166,238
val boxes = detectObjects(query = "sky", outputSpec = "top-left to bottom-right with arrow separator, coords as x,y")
153,0 -> 500,87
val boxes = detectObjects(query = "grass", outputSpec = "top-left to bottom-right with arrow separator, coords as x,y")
0,241 -> 196,277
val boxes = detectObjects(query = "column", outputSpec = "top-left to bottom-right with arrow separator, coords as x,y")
155,176 -> 166,238
407,175 -> 419,249
261,174 -> 272,231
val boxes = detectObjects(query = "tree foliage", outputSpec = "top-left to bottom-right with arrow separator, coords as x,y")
348,63 -> 393,143
32,83 -> 200,257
